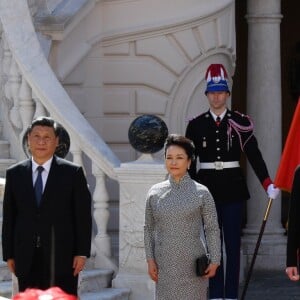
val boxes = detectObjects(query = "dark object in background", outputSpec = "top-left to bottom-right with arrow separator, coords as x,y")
128,114 -> 168,154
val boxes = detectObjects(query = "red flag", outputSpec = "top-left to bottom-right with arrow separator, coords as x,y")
274,99 -> 300,192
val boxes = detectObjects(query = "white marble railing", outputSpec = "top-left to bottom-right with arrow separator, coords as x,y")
0,0 -> 120,271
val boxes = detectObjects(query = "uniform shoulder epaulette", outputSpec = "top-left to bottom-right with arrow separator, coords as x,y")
231,110 -> 252,125
186,112 -> 206,122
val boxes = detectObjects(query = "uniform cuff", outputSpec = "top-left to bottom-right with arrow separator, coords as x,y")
262,177 -> 272,191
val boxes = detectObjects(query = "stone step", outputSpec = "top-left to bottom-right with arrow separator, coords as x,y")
0,270 -> 130,300
0,262 -> 12,299
79,269 -> 114,294
0,262 -> 11,282
80,288 -> 130,300
0,280 -> 12,299
0,282 -> 131,300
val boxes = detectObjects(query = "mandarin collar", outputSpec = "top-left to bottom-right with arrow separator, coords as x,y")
169,173 -> 191,187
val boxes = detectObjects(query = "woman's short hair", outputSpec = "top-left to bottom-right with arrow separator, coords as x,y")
164,134 -> 195,161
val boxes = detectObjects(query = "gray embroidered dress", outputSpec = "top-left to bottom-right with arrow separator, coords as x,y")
144,174 -> 221,300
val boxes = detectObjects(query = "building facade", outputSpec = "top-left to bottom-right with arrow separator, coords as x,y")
0,0 -> 299,298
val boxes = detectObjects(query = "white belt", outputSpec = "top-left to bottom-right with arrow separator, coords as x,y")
199,161 -> 240,170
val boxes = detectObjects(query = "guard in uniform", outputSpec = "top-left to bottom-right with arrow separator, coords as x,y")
185,64 -> 280,300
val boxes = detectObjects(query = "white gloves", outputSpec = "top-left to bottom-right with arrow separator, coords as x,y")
267,183 -> 280,199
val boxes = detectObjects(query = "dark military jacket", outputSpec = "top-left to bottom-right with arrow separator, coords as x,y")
185,109 -> 270,202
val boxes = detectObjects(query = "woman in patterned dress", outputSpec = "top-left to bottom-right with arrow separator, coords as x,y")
144,134 -> 221,300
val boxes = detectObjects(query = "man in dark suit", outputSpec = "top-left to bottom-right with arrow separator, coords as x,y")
286,165 -> 300,281
185,64 -> 280,300
2,116 -> 92,296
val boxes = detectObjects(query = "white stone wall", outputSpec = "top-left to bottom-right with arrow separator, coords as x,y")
48,0 -> 236,164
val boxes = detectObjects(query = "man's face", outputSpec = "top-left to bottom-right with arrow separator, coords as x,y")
28,125 -> 59,164
206,91 -> 230,111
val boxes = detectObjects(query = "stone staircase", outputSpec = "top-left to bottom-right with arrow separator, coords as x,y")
0,124 -> 130,300
0,267 -> 131,300
0,265 -> 12,299
79,269 -> 130,300
0,121 -> 16,297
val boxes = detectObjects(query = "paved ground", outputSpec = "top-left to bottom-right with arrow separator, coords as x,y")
1,269 -> 299,299
239,270 -> 300,300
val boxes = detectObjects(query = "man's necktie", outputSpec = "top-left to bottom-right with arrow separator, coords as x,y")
34,166 -> 44,206
216,116 -> 221,126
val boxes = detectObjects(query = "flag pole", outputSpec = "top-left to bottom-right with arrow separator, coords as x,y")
240,197 -> 273,300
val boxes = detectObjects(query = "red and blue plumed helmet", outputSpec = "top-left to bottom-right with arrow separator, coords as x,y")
205,63 -> 230,95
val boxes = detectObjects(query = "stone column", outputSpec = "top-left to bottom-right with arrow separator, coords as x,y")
242,0 -> 285,270
112,155 -> 166,300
